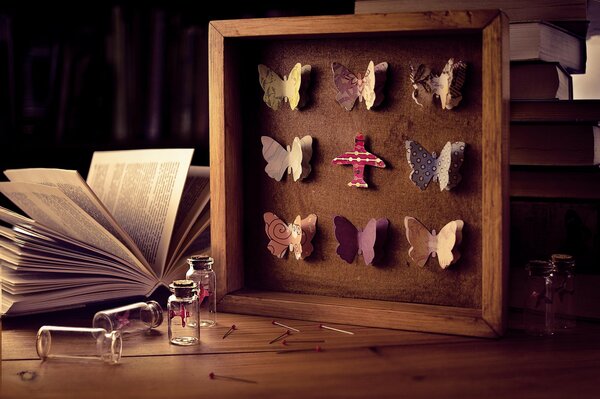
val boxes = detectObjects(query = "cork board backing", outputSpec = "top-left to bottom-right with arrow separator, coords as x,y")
240,34 -> 482,308
209,11 -> 508,337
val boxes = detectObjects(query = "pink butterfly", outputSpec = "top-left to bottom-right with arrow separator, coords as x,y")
331,61 -> 388,111
404,216 -> 464,269
263,212 -> 317,260
333,216 -> 389,265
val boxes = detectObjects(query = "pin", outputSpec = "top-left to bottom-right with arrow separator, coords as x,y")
319,324 -> 354,335
282,339 -> 325,345
269,330 -> 290,344
222,324 -> 236,339
209,372 -> 257,384
277,345 -> 322,354
272,320 -> 301,332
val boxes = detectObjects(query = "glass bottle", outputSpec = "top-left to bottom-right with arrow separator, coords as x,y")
36,325 -> 122,364
523,260 -> 556,336
167,279 -> 200,345
185,255 -> 217,327
550,253 -> 576,329
92,301 -> 163,334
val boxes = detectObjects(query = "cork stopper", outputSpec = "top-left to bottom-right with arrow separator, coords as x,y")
169,279 -> 197,297
187,254 -> 214,270
550,253 -> 575,274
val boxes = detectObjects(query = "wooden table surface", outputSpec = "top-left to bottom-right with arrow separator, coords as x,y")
2,308 -> 599,399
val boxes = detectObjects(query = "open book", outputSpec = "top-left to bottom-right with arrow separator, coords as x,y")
0,149 -> 210,315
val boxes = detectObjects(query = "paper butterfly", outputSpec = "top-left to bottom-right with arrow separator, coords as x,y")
405,140 -> 466,191
258,63 -> 311,110
333,216 -> 389,265
410,58 -> 466,110
261,135 -> 313,182
404,216 -> 464,269
264,212 -> 317,260
331,61 -> 388,111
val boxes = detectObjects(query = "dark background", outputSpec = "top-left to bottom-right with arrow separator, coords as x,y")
0,1 -> 354,204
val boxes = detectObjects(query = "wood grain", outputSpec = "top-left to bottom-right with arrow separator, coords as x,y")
1,311 -> 474,361
210,11 -> 500,38
481,13 -> 509,336
209,24 -> 244,301
2,311 -> 600,399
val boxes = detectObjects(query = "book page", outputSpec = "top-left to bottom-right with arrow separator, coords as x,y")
167,165 -> 210,266
0,182 -> 152,277
86,149 -> 194,275
3,168 -> 151,271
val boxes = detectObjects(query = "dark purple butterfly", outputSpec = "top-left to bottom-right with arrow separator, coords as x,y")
333,216 -> 389,265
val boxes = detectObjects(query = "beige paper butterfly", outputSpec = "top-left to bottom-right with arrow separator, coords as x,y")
258,63 -> 311,110
404,216 -> 464,269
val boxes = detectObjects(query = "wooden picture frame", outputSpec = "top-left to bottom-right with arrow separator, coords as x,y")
209,10 -> 509,338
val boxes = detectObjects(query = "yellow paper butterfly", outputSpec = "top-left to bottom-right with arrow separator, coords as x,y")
258,63 -> 311,111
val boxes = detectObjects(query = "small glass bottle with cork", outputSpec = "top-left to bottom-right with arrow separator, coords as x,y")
167,280 -> 200,345
185,255 -> 217,327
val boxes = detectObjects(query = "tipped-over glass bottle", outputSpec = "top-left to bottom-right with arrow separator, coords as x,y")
185,255 -> 217,327
36,326 -> 122,364
168,280 -> 200,345
92,301 -> 163,334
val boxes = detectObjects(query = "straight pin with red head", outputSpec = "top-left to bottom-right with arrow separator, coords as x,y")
272,320 -> 300,332
222,324 -> 236,339
319,324 -> 354,335
269,329 -> 290,344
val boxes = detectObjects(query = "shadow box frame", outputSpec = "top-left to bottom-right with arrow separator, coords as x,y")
209,10 -> 509,338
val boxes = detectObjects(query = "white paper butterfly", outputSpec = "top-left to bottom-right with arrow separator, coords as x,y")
410,58 -> 466,110
261,135 -> 313,182
404,216 -> 464,269
405,140 -> 466,191
258,63 -> 311,111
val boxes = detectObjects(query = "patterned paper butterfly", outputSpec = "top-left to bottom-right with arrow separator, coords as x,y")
331,61 -> 388,111
405,140 -> 466,191
264,212 -> 317,260
261,135 -> 313,182
404,216 -> 464,269
258,63 -> 311,110
333,216 -> 389,265
410,58 -> 466,110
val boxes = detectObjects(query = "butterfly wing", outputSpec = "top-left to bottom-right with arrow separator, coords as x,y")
282,63 -> 303,110
261,136 -> 290,182
404,216 -> 434,267
435,220 -> 464,269
436,58 -> 466,110
438,141 -> 466,191
363,61 -> 388,110
332,62 -> 360,111
359,218 -> 389,265
258,64 -> 285,110
333,216 -> 359,263
405,140 -> 437,190
289,135 -> 313,181
409,64 -> 432,107
290,214 -> 318,260
443,58 -> 466,110
264,212 -> 291,258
